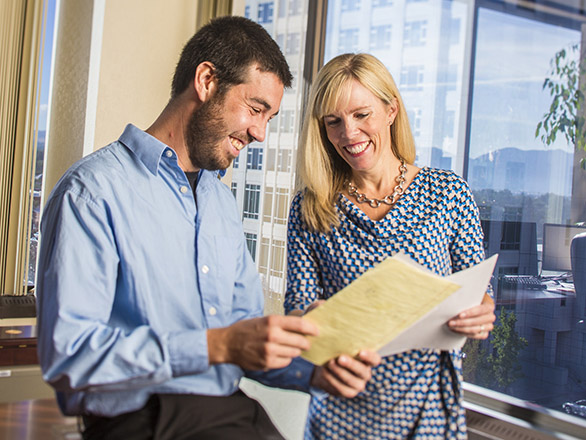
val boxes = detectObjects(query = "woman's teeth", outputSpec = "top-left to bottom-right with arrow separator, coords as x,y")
345,141 -> 369,155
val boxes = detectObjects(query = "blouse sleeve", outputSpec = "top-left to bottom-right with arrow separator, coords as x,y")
448,175 -> 494,297
284,192 -> 325,314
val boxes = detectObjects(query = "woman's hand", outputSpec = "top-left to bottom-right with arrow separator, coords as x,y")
447,293 -> 496,340
311,350 -> 381,398
288,300 -> 326,316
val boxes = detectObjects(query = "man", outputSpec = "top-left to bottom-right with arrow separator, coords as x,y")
37,16 -> 380,439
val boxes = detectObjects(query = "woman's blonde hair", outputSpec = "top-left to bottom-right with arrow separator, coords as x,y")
297,53 -> 416,233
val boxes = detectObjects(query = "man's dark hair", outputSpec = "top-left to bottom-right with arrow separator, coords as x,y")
171,16 -> 292,98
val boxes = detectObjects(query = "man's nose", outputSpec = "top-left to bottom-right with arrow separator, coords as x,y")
248,119 -> 268,143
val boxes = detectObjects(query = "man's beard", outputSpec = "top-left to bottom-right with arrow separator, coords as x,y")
185,92 -> 237,171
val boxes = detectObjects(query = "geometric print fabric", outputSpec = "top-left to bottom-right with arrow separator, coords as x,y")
285,167 -> 485,439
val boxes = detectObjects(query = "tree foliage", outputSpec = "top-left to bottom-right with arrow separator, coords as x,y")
463,308 -> 528,393
487,307 -> 528,392
536,43 -> 586,170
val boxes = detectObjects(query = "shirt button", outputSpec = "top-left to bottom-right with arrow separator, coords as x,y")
180,185 -> 188,193
209,307 -> 217,316
295,370 -> 302,379
165,150 -> 173,158
201,265 -> 209,274
233,379 -> 239,387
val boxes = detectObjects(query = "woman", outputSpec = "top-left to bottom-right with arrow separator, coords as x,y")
285,53 -> 496,439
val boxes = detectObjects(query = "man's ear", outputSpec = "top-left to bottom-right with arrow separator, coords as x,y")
193,61 -> 218,102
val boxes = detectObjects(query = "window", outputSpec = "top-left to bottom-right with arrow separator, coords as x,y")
338,28 -> 359,52
269,239 -> 286,278
289,0 -> 303,15
233,155 -> 240,169
231,182 -> 237,199
1,0 -> 56,295
274,188 -> 289,225
404,20 -> 427,46
245,232 -> 258,261
257,2 -> 274,23
341,0 -> 361,11
277,149 -> 292,172
246,146 -> 263,170
243,184 -> 261,219
286,32 -> 301,55
324,0 -> 586,431
263,187 -> 274,223
270,115 -> 279,133
400,65 -> 424,91
258,237 -> 270,276
373,0 -> 393,6
280,110 -> 296,133
370,25 -> 392,50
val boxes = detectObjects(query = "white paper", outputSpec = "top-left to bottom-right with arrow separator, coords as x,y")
378,253 -> 498,356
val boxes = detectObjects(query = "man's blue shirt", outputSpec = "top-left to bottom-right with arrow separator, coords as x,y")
37,124 -> 313,416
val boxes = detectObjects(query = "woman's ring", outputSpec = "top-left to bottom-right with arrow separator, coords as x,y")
480,324 -> 485,332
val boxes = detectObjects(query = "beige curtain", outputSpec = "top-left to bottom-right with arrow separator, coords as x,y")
0,0 -> 45,295
196,0 -> 233,30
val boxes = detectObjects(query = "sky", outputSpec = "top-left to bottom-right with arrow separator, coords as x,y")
38,0 -> 56,129
470,7 -> 580,158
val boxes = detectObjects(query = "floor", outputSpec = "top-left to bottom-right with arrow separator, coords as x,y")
0,398 -> 79,440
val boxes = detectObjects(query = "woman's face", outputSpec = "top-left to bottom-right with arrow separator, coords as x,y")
322,79 -> 397,175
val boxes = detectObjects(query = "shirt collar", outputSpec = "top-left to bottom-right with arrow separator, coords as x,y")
118,123 -> 227,179
118,124 -> 168,175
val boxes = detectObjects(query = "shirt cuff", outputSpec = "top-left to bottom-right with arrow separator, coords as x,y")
245,356 -> 316,393
165,328 -> 209,377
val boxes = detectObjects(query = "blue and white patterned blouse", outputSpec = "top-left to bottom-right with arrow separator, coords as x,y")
285,167 -> 486,439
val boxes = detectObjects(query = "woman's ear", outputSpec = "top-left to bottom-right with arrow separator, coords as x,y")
388,99 -> 399,125
193,61 -> 218,102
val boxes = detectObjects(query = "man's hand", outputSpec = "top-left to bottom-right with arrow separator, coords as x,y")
448,293 -> 496,340
207,315 -> 319,370
311,350 -> 381,398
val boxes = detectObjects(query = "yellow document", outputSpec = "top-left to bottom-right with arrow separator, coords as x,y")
300,253 -> 461,365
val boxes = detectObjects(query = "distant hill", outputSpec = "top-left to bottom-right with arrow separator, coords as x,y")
467,147 -> 574,197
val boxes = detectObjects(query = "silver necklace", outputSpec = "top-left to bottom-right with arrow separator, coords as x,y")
346,160 -> 407,208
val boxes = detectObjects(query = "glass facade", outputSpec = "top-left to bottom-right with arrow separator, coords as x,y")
238,0 -> 310,311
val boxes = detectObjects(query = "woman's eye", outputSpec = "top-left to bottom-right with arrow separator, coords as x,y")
356,113 -> 369,119
324,119 -> 339,126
